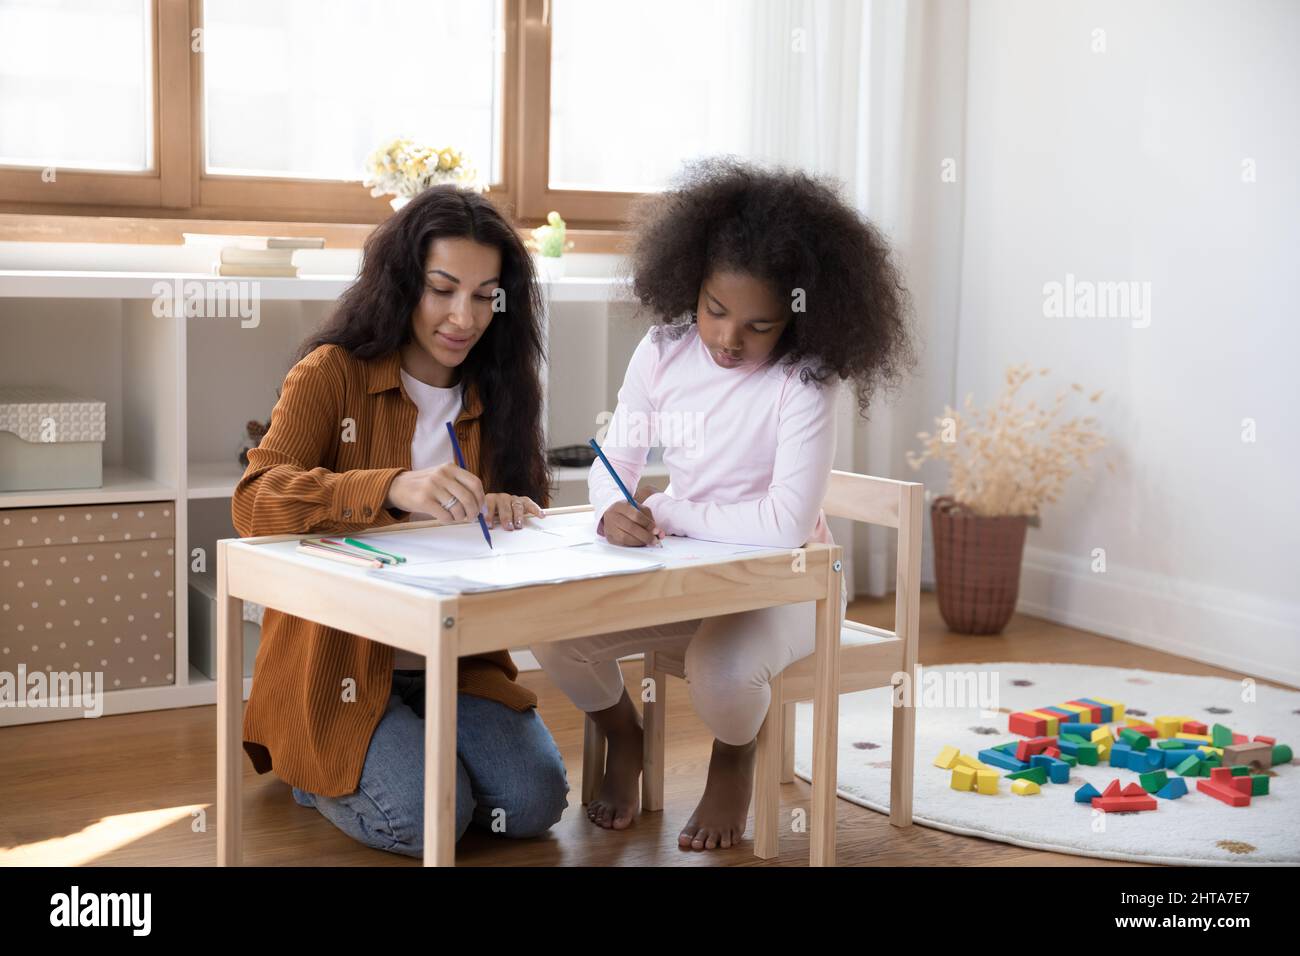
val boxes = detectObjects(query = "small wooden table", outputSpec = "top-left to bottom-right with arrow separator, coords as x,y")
216,505 -> 844,866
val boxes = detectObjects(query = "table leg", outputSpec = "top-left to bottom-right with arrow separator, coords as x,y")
216,540 -> 244,866
809,547 -> 843,867
753,671 -> 782,859
423,612 -> 459,866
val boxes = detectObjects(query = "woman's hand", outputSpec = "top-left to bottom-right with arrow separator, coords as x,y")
602,500 -> 664,547
384,464 -> 485,522
485,493 -> 542,530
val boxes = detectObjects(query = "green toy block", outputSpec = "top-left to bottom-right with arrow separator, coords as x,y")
1228,765 -> 1250,777
1075,743 -> 1099,766
1058,753 -> 1078,767
1211,723 -> 1234,748
1273,743 -> 1293,765
1139,769 -> 1169,793
1249,775 -> 1270,796
1157,738 -> 1194,750
1061,733 -> 1089,745
1119,727 -> 1151,751
994,742 -> 1020,754
1175,754 -> 1201,776
1007,766 -> 1049,785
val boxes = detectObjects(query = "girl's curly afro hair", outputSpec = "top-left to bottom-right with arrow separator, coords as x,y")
626,157 -> 916,419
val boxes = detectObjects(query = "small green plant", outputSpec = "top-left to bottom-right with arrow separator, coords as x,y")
527,211 -> 574,258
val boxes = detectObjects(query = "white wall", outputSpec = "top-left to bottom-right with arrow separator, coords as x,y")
958,0 -> 1300,683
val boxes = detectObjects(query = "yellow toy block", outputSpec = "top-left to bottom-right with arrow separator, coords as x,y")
933,745 -> 961,770
1199,745 -> 1224,757
1091,727 -> 1114,744
1154,716 -> 1183,738
954,753 -> 993,772
1097,740 -> 1112,760
974,769 -> 999,795
1026,710 -> 1061,736
1177,732 -> 1212,743
951,766 -> 977,791
1091,697 -> 1125,722
1011,779 -> 1041,795
1059,703 -> 1091,718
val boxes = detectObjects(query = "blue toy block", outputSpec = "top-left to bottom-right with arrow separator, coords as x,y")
1156,777 -> 1188,799
1041,706 -> 1078,722
1056,739 -> 1079,756
978,748 -> 1029,772
993,742 -> 1020,754
1164,749 -> 1192,769
1138,749 -> 1164,772
1109,742 -> 1132,768
1030,754 -> 1070,782
1074,782 -> 1101,803
1064,723 -> 1101,737
1076,698 -> 1114,722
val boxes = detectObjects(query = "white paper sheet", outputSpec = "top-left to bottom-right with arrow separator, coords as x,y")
347,521 -> 573,565
373,545 -> 663,593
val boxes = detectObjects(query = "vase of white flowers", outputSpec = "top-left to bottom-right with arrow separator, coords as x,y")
363,138 -> 484,207
907,364 -> 1109,634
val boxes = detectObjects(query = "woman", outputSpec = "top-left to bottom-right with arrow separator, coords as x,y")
232,186 -> 569,858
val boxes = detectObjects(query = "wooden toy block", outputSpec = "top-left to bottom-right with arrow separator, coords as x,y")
978,748 -> 1029,772
1164,750 -> 1192,769
1075,782 -> 1101,803
1076,698 -> 1114,722
1026,711 -> 1061,736
1156,777 -> 1188,799
1067,722 -> 1103,737
1137,749 -> 1164,772
1250,775 -> 1269,796
1121,781 -> 1147,797
1232,733 -> 1249,745
1273,744 -> 1293,765
1230,775 -> 1252,796
1007,766 -> 1049,785
1015,737 -> 1053,761
1174,754 -> 1201,776
1009,712 -> 1046,737
1058,702 -> 1093,720
1030,754 -> 1070,783
1182,720 -> 1208,735
1223,743 -> 1272,771
1091,727 -> 1114,744
1061,733 -> 1089,745
954,753 -> 991,772
1045,745 -> 1061,758
1092,794 -> 1157,813
1156,738 -> 1195,749
975,769 -> 1000,795
1253,735 -> 1276,745
1089,697 -> 1125,722
1119,728 -> 1151,751
951,766 -> 977,791
1011,779 -> 1041,795
1065,700 -> 1102,722
1130,723 -> 1159,738
1199,746 -> 1224,758
1154,716 -> 1183,739
1102,779 -> 1122,798
1176,732 -> 1212,743
1139,770 -> 1169,793
1058,752 -> 1078,767
1075,743 -> 1100,766
993,741 -> 1021,754
933,745 -> 961,769
1227,765 -> 1250,776
1196,778 -> 1250,807
1211,723 -> 1234,748
1109,742 -> 1132,769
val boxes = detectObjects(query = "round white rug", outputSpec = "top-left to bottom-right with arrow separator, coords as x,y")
792,662 -> 1300,865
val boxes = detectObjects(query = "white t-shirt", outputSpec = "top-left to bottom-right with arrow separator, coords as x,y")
394,367 -> 464,671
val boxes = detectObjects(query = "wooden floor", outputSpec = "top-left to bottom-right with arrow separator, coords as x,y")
1,592 -> 1289,867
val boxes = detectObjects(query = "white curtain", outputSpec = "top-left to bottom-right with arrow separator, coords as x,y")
726,0 -> 970,598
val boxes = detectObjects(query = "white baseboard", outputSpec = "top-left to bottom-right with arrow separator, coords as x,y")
1017,546 -> 1300,689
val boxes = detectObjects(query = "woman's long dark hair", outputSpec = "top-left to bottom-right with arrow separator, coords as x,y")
299,186 -> 551,505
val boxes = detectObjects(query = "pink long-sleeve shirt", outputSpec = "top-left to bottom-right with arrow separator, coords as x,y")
590,324 -> 838,549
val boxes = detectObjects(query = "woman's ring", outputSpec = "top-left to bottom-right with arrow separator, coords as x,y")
443,495 -> 459,511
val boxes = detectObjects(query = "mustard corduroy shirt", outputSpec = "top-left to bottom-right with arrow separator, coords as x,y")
232,343 -> 540,797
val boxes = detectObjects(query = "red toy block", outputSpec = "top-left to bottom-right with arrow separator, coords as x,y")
1197,779 -> 1251,807
1121,782 -> 1147,797
1230,776 -> 1252,795
1254,735 -> 1276,745
1016,736 -> 1054,761
1102,779 -> 1122,798
1232,733 -> 1249,744
1092,795 -> 1158,812
1182,720 -> 1208,735
1045,745 -> 1061,758
1130,723 -> 1159,738
1009,712 -> 1046,737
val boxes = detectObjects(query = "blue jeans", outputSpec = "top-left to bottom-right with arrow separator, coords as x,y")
291,671 -> 570,857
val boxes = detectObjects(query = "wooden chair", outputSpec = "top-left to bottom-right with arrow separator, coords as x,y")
580,469 -> 924,859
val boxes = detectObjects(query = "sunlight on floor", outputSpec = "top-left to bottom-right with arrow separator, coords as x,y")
0,804 -> 207,866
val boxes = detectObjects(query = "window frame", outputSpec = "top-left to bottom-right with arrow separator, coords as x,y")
0,0 -> 640,234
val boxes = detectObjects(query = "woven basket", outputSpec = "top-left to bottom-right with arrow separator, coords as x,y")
931,496 -> 1030,634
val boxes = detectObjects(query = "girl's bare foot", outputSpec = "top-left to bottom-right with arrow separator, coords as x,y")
679,738 -> 756,850
586,691 -> 643,830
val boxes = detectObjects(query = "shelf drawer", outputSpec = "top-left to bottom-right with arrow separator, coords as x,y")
0,501 -> 176,688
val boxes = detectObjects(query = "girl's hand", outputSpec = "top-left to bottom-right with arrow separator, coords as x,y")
485,493 -> 542,530
633,482 -> 662,505
602,500 -> 663,547
384,464 -> 485,522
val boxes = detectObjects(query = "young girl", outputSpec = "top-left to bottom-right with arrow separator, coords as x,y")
233,186 -> 568,857
531,158 -> 914,851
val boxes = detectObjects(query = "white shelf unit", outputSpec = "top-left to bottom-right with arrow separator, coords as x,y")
0,270 -> 647,726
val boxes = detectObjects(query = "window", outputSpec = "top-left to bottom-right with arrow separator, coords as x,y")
0,0 -> 152,172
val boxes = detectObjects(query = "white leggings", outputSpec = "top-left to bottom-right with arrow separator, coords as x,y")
530,584 -> 847,746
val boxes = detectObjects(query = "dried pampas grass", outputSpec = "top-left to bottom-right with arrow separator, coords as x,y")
906,364 -> 1110,518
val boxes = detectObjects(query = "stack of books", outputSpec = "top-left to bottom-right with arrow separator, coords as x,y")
183,233 -> 326,277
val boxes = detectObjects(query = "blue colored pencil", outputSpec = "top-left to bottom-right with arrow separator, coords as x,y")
445,421 -> 493,550
588,438 -> 661,547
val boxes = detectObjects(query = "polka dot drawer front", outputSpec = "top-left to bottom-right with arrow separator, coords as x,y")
0,502 -> 176,688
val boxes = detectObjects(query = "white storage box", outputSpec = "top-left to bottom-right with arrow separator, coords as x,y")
0,386 -> 106,492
